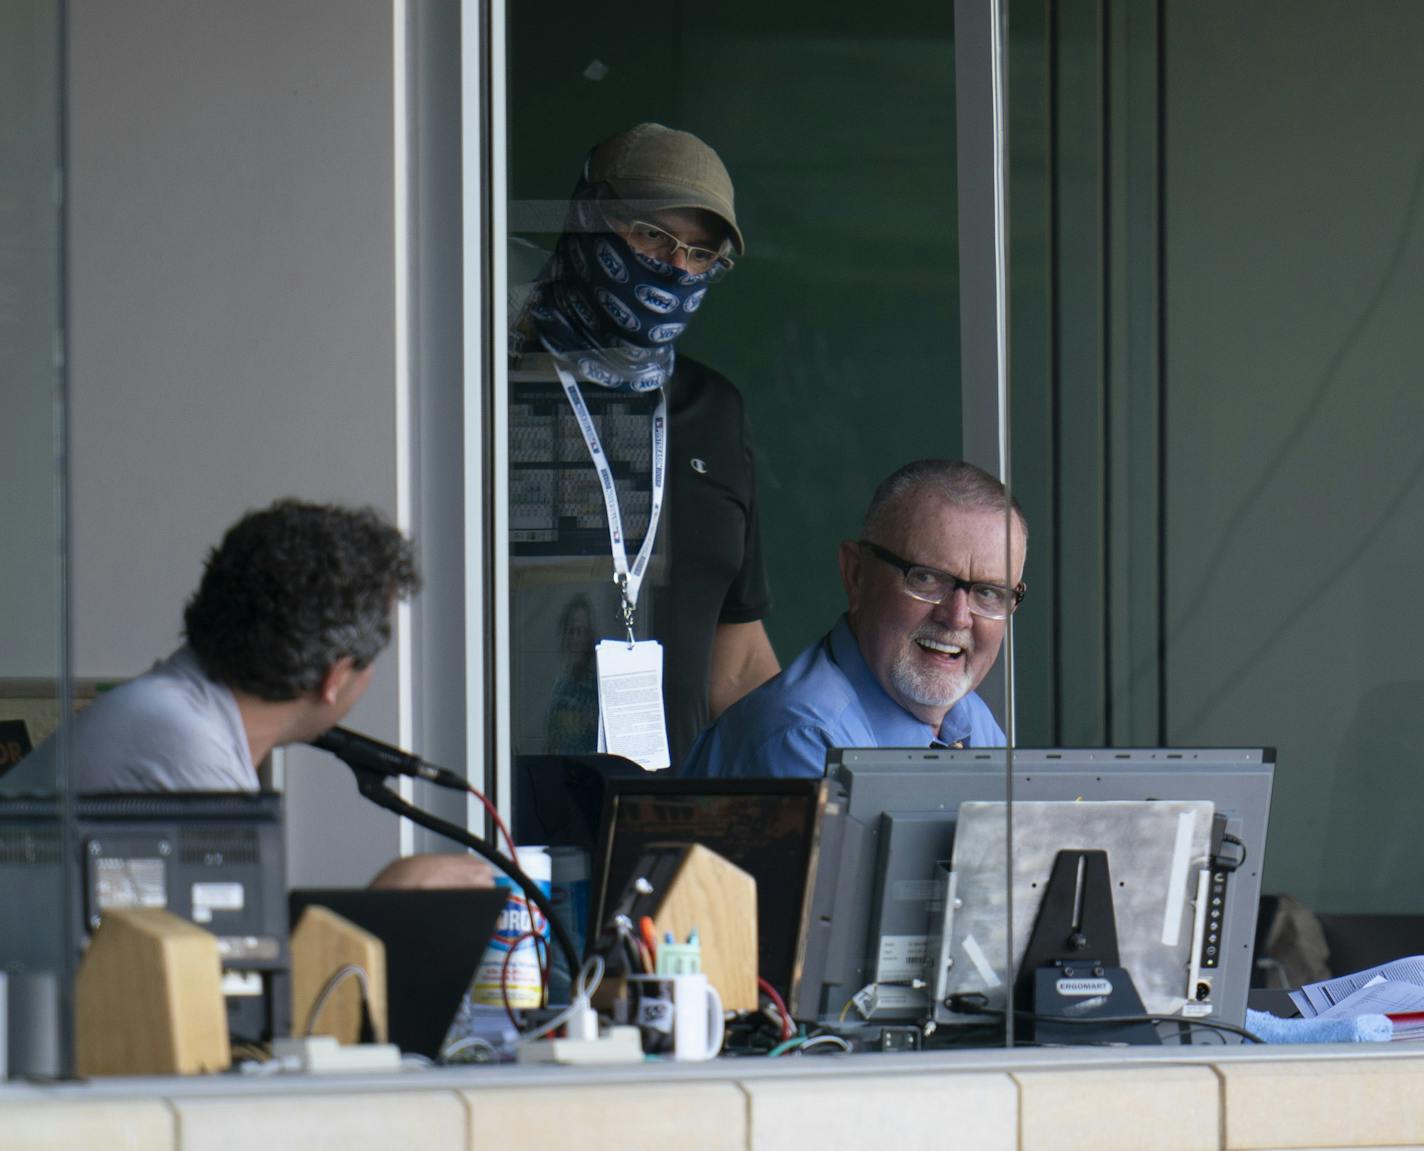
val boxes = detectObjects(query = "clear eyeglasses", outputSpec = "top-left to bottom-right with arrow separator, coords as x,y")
859,540 -> 1027,620
617,218 -> 734,275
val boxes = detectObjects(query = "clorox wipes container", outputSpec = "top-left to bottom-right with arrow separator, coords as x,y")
471,847 -> 551,1009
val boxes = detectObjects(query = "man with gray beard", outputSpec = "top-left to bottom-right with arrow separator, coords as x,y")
680,460 -> 1026,779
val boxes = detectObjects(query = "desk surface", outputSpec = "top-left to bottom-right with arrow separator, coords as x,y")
5,1035 -> 1423,1102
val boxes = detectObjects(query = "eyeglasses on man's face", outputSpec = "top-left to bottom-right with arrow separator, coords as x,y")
610,215 -> 734,275
859,540 -> 1026,620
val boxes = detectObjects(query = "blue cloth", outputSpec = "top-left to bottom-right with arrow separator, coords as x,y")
1245,1009 -> 1393,1044
680,615 -> 1005,779
517,176 -> 721,392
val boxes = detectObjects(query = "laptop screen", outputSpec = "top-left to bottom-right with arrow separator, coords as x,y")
288,887 -> 505,1058
590,777 -> 829,998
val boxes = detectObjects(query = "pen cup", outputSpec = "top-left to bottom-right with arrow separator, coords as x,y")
619,972 -> 724,1061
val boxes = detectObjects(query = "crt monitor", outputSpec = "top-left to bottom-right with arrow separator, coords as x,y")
0,791 -> 289,1059
789,747 -> 1274,1043
589,777 -> 830,998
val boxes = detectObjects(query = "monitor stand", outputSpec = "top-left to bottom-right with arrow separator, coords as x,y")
1016,849 -> 1160,1046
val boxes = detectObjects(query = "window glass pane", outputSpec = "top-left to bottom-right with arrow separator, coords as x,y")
1007,0 -> 1424,1046
1165,2 -> 1424,956
502,0 -> 1024,1051
505,1 -> 964,768
0,0 -> 65,791
0,0 -> 71,1080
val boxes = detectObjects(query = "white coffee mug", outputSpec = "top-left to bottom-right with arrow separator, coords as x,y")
623,973 -> 724,1061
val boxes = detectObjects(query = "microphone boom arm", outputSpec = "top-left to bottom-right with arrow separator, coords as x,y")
347,766 -> 581,980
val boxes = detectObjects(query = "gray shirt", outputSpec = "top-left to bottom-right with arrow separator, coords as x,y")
17,647 -> 257,793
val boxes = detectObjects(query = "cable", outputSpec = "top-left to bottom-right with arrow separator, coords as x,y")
519,955 -> 607,1044
577,952 -> 606,1000
346,769 -> 580,979
303,963 -> 372,1038
796,1034 -> 853,1055
838,997 -> 857,1023
237,1056 -> 290,1076
500,929 -> 550,1029
767,1029 -> 853,1057
943,993 -> 1264,1045
460,779 -> 519,862
758,977 -> 794,1041
442,1035 -> 500,1062
766,1034 -> 808,1058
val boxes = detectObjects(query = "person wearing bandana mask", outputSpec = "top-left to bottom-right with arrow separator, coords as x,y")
510,124 -> 779,766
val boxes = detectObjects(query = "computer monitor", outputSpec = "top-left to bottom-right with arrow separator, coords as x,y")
589,777 -> 830,997
511,753 -> 647,850
0,791 -> 290,1056
790,748 -> 1274,1044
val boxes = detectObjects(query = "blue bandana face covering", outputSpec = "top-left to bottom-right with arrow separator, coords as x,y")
520,185 -> 720,392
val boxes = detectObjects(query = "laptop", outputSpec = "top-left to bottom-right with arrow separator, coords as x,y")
288,887 -> 505,1058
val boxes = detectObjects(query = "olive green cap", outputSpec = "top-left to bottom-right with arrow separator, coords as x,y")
587,123 -> 745,256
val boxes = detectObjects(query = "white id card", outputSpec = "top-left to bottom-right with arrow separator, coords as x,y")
595,639 -> 671,771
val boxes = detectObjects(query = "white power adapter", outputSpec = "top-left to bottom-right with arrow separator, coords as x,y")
563,994 -> 599,1042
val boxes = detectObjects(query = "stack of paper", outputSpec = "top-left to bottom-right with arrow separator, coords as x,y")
1290,956 -> 1424,1039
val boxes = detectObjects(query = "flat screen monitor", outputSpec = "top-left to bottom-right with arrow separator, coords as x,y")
790,748 -> 1274,1044
511,754 -> 647,851
589,777 -> 830,998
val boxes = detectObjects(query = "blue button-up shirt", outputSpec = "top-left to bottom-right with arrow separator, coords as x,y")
680,615 -> 1006,779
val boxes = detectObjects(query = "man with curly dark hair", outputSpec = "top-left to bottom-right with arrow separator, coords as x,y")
62,499 -> 419,793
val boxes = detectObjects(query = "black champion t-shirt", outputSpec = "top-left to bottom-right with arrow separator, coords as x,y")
508,353 -> 771,767
654,356 -> 772,762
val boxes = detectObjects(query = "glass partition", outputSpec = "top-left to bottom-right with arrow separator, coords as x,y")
503,0 -> 968,767
499,0 -> 1018,1049
0,0 -> 73,1077
1004,0 -> 1424,1044
1160,0 -> 1424,1009
496,0 -> 1424,1055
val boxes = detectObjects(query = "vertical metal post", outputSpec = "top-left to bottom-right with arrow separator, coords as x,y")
955,0 -> 1011,484
461,0 -> 501,834
955,0 -> 1015,1044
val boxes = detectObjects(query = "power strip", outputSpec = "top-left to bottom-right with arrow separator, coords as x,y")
269,1036 -> 402,1073
516,1025 -> 644,1065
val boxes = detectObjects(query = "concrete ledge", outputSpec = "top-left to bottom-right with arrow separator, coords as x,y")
8,1044 -> 1424,1150
172,1090 -> 466,1151
0,1098 -> 174,1151
463,1082 -> 746,1151
742,1070 -> 1016,1151
1220,1057 -> 1424,1149
1014,1065 -> 1220,1151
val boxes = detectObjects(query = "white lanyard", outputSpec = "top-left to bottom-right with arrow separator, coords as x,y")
554,362 -> 667,641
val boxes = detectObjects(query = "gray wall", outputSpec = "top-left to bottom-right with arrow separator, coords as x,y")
67,0 -> 407,885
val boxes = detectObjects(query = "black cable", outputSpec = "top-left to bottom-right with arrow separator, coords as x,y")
348,767 -> 581,979
944,993 -> 1263,1045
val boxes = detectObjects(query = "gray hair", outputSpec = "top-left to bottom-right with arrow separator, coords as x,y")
862,459 -> 1028,543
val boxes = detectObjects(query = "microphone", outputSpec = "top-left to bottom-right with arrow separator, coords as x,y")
309,727 -> 468,791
